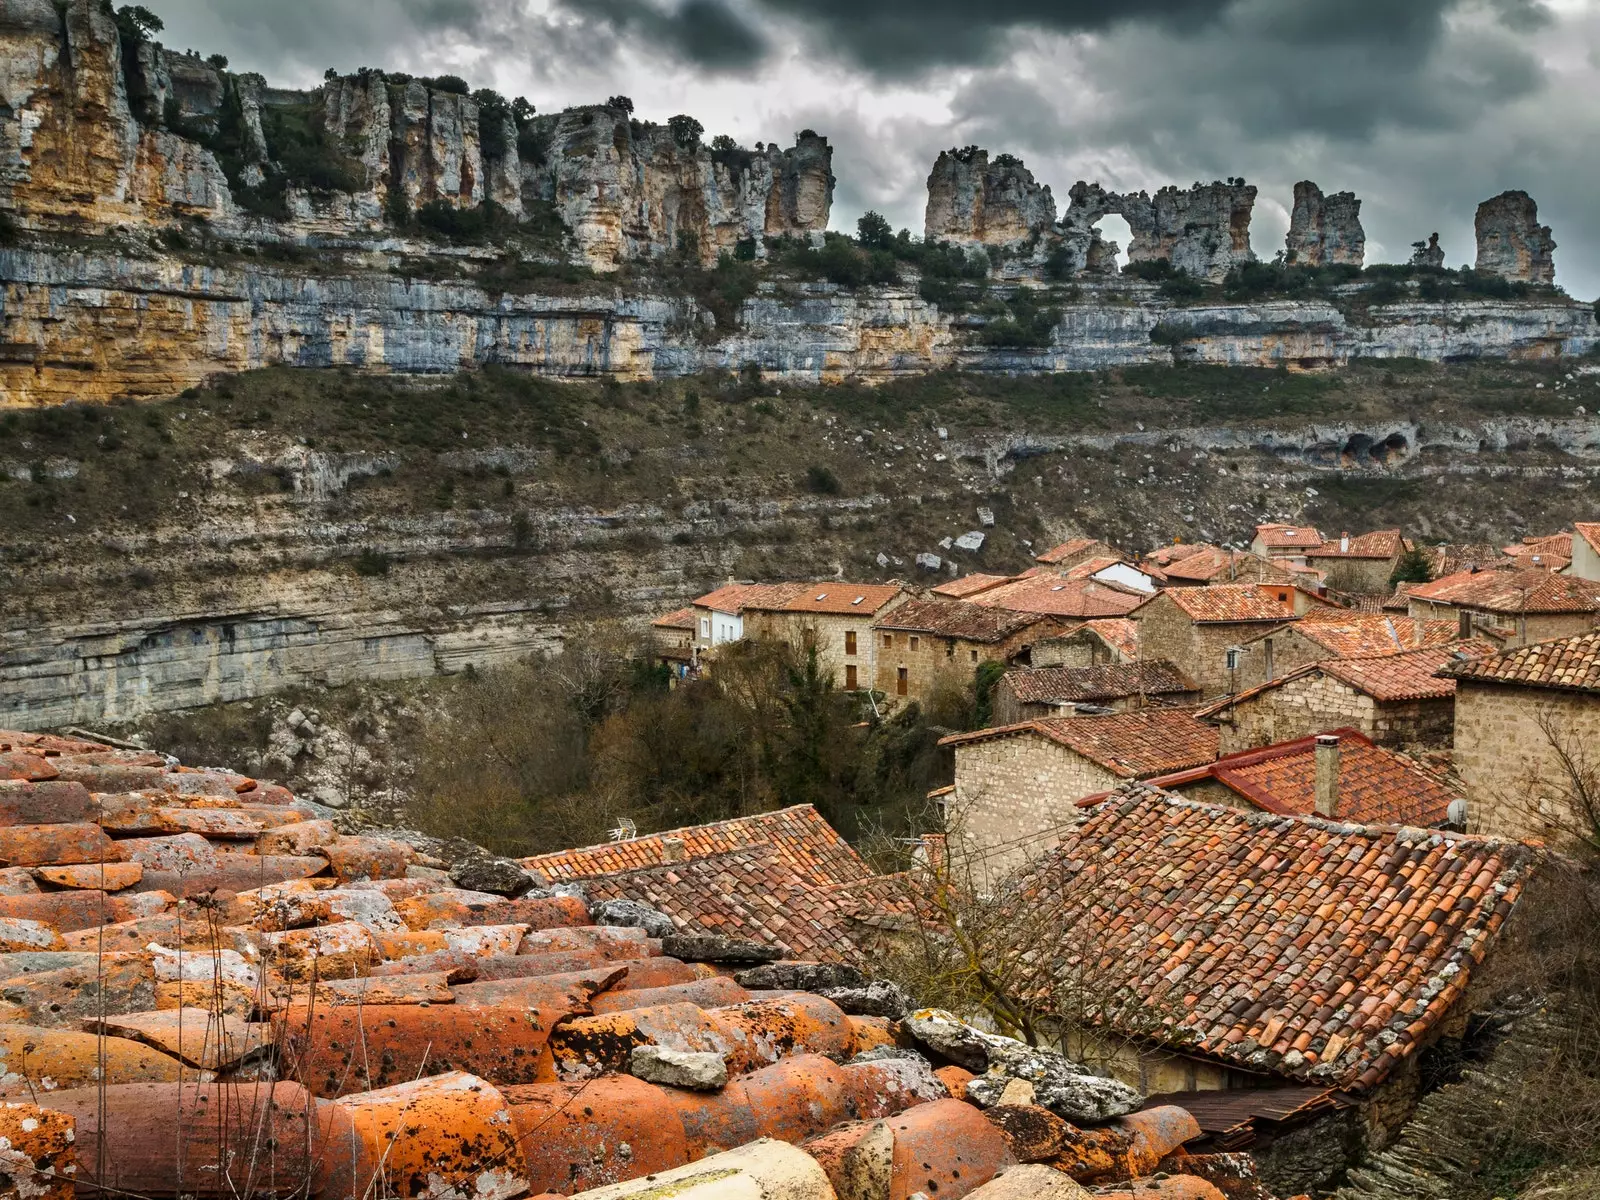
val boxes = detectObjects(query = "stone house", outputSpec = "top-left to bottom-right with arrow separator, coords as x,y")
743,584 -> 908,691
1033,537 -> 1122,570
1406,567 -> 1600,646
1053,556 -> 1162,595
1197,642 -> 1488,754
871,598 -> 1068,704
1226,611 -> 1466,701
1158,546 -> 1297,588
1026,788 -> 1536,1187
938,710 -> 1218,886
690,582 -> 810,651
1250,523 -> 1326,561
1031,618 -> 1140,667
650,607 -> 697,672
1573,523 -> 1600,581
992,660 -> 1201,724
1135,727 -> 1462,827
1304,529 -> 1408,594
1502,531 -> 1572,573
1439,629 -> 1600,842
1130,585 -> 1299,698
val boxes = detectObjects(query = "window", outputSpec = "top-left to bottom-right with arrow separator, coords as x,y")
945,640 -> 954,658
845,631 -> 857,656
845,664 -> 858,689
971,650 -> 979,663
897,667 -> 908,697
910,636 -> 920,651
700,618 -> 710,637
1225,648 -> 1242,672
883,633 -> 894,649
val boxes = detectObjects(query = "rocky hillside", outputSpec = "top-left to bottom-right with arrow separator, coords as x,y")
3,358 -> 1598,729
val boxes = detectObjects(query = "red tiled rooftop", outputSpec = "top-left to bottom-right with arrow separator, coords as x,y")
1318,643 -> 1492,702
1148,585 -> 1299,624
874,597 -> 1061,642
1307,530 -> 1406,560
1255,523 -> 1326,549
652,607 -> 698,630
931,573 -> 1013,599
973,576 -> 1146,619
1294,612 -> 1464,658
942,709 -> 1218,779
1408,567 -> 1600,615
1144,542 -> 1216,567
1079,618 -> 1140,660
1438,629 -> 1600,694
693,581 -> 810,614
1004,661 -> 1199,706
1022,790 -> 1535,1089
1504,532 -> 1572,559
1034,538 -> 1117,565
1575,522 -> 1600,557
779,584 -> 905,616
1162,548 -> 1294,585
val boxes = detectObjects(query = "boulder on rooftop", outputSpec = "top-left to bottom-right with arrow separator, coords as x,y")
563,1137 -> 836,1200
822,980 -> 912,1020
904,1009 -> 1143,1122
632,1043 -> 730,1090
663,934 -> 786,963
737,961 -> 867,991
592,896 -> 677,937
449,854 -> 539,897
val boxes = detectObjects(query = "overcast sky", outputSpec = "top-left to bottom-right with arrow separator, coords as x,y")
152,0 -> 1600,297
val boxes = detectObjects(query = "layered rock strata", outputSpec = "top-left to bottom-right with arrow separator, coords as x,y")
1285,182 -> 1365,268
1058,179 -> 1258,281
1475,190 -> 1556,284
924,148 -> 1056,249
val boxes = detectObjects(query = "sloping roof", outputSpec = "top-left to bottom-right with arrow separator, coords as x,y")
1422,543 -> 1508,577
932,573 -> 1013,599
1407,567 -> 1600,615
974,576 -> 1147,619
1504,533 -> 1573,559
1162,548 -> 1294,585
1144,543 -> 1218,567
1081,618 -> 1140,661
874,597 -> 1060,642
1319,643 -> 1491,702
1307,530 -> 1406,560
1575,523 -> 1600,557
779,584 -> 905,616
652,607 -> 698,630
693,581 -> 810,615
1438,629 -> 1600,694
522,804 -> 876,886
1152,585 -> 1299,624
1034,538 -> 1118,565
1024,790 -> 1534,1089
1255,524 -> 1326,550
942,710 -> 1218,779
575,846 -> 907,962
1145,729 -> 1461,827
1004,662 -> 1200,706
1292,612 -> 1464,658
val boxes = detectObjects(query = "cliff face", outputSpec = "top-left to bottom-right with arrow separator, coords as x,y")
522,106 -> 833,269
1476,191 -> 1556,284
1286,182 -> 1365,268
924,148 -> 1056,248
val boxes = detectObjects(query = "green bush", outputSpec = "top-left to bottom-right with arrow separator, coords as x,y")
805,465 -> 841,494
352,548 -> 392,577
977,290 -> 1061,349
857,211 -> 894,251
668,115 -> 704,149
415,200 -> 518,244
423,75 -> 471,96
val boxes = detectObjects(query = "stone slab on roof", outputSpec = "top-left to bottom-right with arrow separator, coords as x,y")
875,597 -> 1059,643
1024,790 -> 1535,1089
1438,629 -> 1600,694
942,710 -> 1218,779
1407,567 -> 1600,615
1004,662 -> 1199,706
521,804 -> 876,887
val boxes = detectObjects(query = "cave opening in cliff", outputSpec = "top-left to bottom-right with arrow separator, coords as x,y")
1093,214 -> 1134,272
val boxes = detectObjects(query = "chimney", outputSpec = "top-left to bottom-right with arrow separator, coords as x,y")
1340,532 -> 1351,553
661,837 -> 687,863
1314,735 -> 1341,818
1458,610 -> 1473,639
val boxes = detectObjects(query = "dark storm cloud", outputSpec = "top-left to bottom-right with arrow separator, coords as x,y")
553,0 -> 769,71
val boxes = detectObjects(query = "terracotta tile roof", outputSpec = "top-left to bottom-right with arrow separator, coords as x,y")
1255,524 -> 1326,550
522,804 -> 876,886
1162,548 -> 1294,585
1293,612 -> 1464,658
1318,643 -> 1493,702
1149,585 -> 1299,624
1146,729 -> 1461,827
1061,556 -> 1127,579
575,846 -> 907,962
779,584 -> 905,616
1081,618 -> 1140,661
693,581 -> 810,614
1422,543 -> 1508,576
652,607 -> 698,631
1407,567 -> 1600,615
1144,543 -> 1217,567
1004,662 -> 1200,706
1504,532 -> 1572,559
931,573 -> 1013,599
942,710 -> 1218,779
974,576 -> 1147,619
1034,538 -> 1118,565
1576,523 -> 1600,557
873,597 -> 1062,642
1307,530 -> 1406,560
1438,629 -> 1600,694
1021,790 -> 1535,1089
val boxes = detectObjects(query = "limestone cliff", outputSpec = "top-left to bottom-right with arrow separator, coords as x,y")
1411,234 -> 1446,269
923,148 -> 1056,248
521,104 -> 833,269
1475,190 -> 1555,284
1285,182 -> 1364,268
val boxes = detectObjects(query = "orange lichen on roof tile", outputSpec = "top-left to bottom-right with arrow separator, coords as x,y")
1020,789 -> 1534,1089
943,710 -> 1218,779
522,804 -> 875,887
932,573 -> 1015,599
973,576 -> 1146,619
1004,662 -> 1199,706
1439,629 -> 1600,693
1293,612 -> 1464,658
1155,585 -> 1298,624
1408,567 -> 1600,615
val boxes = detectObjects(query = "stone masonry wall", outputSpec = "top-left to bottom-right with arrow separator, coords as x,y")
948,734 -> 1114,889
1214,674 -> 1452,754
1136,598 -> 1286,698
1454,682 -> 1600,842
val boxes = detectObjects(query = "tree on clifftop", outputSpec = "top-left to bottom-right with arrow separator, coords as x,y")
856,211 -> 894,251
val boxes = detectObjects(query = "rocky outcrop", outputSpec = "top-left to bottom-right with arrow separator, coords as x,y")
1411,234 -> 1446,269
1475,190 -> 1556,284
924,148 -> 1056,249
522,104 -> 833,269
1285,182 -> 1364,267
1058,179 -> 1257,281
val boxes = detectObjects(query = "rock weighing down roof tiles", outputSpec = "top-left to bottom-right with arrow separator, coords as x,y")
522,804 -> 877,887
1022,790 -> 1536,1090
1148,585 -> 1299,624
1292,612 -> 1464,658
874,597 -> 1060,643
1437,629 -> 1600,693
1004,662 -> 1199,706
1140,729 -> 1462,827
942,710 -> 1219,779
1407,567 -> 1600,615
